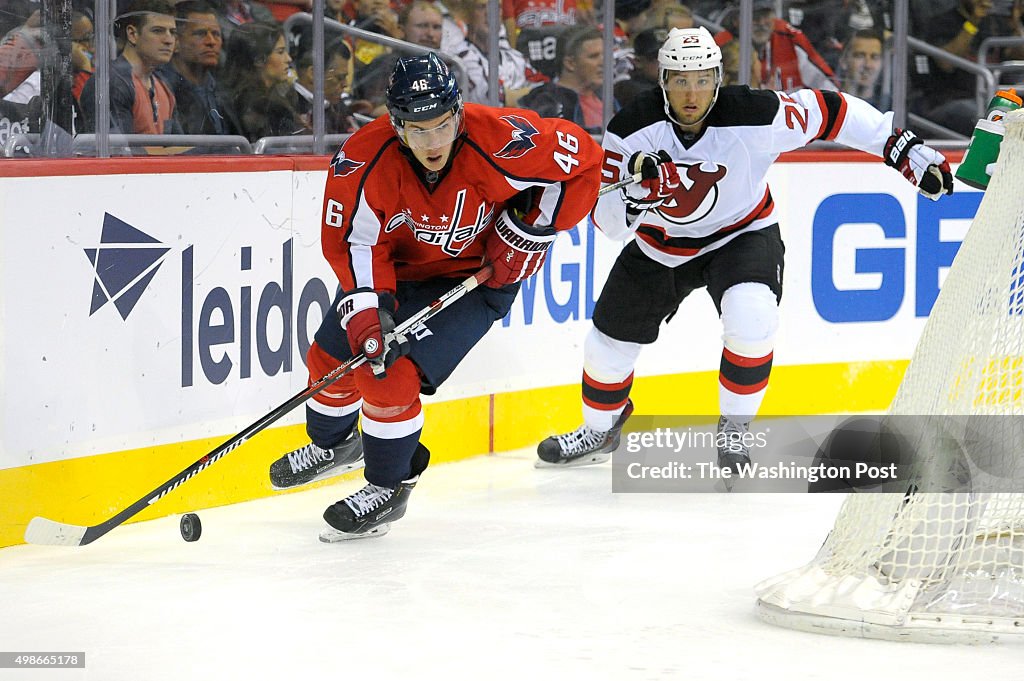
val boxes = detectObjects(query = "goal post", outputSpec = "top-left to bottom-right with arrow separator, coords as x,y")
754,109 -> 1024,644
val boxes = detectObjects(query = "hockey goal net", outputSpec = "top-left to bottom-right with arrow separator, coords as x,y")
755,109 -> 1024,643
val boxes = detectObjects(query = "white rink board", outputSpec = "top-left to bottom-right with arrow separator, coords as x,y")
0,162 -> 983,468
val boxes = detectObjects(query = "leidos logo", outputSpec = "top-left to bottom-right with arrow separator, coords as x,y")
180,241 -> 331,388
85,214 -> 333,388
84,213 -> 171,320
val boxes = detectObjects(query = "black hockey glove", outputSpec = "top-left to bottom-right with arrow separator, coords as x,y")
883,129 -> 954,201
337,290 -> 410,379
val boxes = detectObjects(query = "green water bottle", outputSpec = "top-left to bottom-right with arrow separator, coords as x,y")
956,89 -> 1023,190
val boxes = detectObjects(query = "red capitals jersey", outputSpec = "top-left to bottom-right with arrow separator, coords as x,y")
321,103 -> 602,295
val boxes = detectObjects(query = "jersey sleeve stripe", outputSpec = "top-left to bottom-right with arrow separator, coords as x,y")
349,192 -> 383,248
348,243 -> 376,290
538,181 -> 567,227
343,137 -> 398,242
815,91 -> 848,142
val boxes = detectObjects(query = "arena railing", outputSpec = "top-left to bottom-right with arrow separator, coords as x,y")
907,35 -> 996,124
977,36 -> 1024,90
3,133 -> 253,158
280,11 -> 471,152
252,134 -> 351,155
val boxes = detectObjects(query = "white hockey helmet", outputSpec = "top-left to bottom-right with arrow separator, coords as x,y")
657,26 -> 723,125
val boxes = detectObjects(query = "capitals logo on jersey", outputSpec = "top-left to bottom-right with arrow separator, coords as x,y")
385,189 -> 493,257
494,115 -> 539,159
330,150 -> 365,178
656,162 -> 728,226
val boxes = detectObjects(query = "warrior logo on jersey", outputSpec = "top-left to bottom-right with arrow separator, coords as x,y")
330,150 -> 365,178
385,189 -> 493,257
656,162 -> 728,226
494,115 -> 539,159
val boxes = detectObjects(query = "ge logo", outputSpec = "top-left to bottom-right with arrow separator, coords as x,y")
363,338 -> 380,354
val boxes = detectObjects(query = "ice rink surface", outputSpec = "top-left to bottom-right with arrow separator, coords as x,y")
2,447 -> 1021,681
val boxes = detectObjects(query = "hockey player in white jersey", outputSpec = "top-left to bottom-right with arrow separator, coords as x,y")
537,26 -> 954,474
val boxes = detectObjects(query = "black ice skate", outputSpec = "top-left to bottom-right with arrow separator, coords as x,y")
269,429 -> 364,490
536,400 -> 634,468
319,444 -> 430,542
717,416 -> 752,491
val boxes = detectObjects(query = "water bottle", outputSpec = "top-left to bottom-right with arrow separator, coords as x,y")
955,89 -> 1022,190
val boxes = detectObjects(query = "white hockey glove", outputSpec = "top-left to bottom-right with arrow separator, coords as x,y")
883,129 -> 954,201
484,208 -> 557,288
337,289 -> 410,378
622,150 -> 681,217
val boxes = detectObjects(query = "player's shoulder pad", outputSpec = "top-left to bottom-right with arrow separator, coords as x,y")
463,102 -> 598,176
705,85 -> 781,128
606,88 -> 668,138
327,117 -> 399,180
463,103 -> 549,157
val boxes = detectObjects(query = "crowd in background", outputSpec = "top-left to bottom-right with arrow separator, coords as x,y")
1,0 -> 1023,152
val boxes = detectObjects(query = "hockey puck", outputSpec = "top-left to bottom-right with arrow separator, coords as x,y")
180,513 -> 202,542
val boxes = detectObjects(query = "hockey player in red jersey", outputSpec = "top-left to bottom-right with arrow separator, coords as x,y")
268,53 -> 602,539
537,26 -> 954,475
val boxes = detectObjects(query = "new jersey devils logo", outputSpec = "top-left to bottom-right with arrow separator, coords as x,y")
655,162 -> 727,225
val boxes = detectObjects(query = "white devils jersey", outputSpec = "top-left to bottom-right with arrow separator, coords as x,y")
591,86 -> 896,266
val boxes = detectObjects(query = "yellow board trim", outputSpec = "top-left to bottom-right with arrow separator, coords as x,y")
0,360 -> 907,548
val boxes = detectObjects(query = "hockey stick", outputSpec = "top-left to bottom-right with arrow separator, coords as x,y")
24,266 -> 494,547
597,172 -> 643,197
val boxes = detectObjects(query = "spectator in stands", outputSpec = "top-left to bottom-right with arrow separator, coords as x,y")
910,0 -> 1024,137
255,0 -> 313,24
71,10 -> 95,105
0,1 -> 34,38
324,0 -> 351,24
648,0 -> 694,31
614,26 -> 664,102
520,25 -> 615,133
720,32 -> 763,86
2,8 -> 93,136
353,2 -> 449,116
81,0 -> 183,134
715,0 -> 839,92
784,0 -> 891,71
607,0 -> 654,85
221,21 -> 306,142
213,0 -> 274,42
350,0 -> 401,67
159,1 -> 235,135
615,0 -> 653,38
292,37 -> 358,133
836,27 -> 889,110
503,0 -> 578,49
445,0 -> 532,105
0,10 -> 42,99
402,0 -> 444,49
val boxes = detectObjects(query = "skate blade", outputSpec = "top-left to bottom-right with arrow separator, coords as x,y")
318,523 -> 391,543
534,452 -> 611,469
270,460 -> 366,491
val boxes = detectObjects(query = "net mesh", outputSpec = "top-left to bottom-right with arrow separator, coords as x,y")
755,109 -> 1024,642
